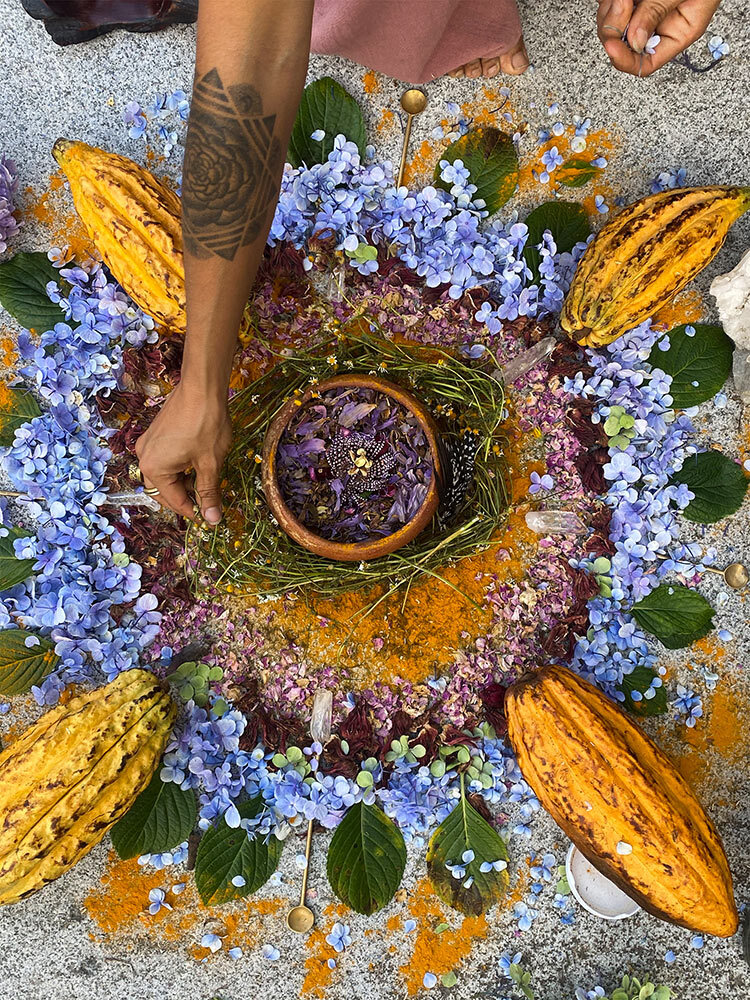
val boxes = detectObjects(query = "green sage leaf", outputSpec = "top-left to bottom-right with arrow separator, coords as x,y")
426,786 -> 509,915
111,771 -> 197,859
0,252 -> 66,332
650,323 -> 734,408
557,157 -> 599,188
0,628 -> 59,695
0,527 -> 35,591
288,77 -> 366,169
195,796 -> 282,906
0,387 -> 41,448
435,127 -> 518,216
523,201 -> 591,283
670,450 -> 749,523
617,664 -> 667,717
326,801 -> 406,914
631,583 -> 714,650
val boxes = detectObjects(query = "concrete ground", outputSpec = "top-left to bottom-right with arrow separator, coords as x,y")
1,1 -> 750,998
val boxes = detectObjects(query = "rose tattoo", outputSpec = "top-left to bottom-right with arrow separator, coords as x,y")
182,68 -> 283,261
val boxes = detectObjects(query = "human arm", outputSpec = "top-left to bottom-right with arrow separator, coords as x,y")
597,0 -> 721,77
136,0 -> 314,522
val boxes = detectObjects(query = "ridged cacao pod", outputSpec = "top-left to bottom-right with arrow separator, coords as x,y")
506,664 -> 738,936
0,668 -> 175,905
561,186 -> 750,347
52,138 -> 186,333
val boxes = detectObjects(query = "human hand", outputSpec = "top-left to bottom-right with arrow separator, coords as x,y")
597,0 -> 721,77
135,383 -> 233,524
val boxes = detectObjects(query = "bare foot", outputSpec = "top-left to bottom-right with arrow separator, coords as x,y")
448,37 -> 529,78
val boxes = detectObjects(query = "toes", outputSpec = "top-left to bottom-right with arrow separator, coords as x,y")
481,57 -> 501,78
448,67 -> 465,78
499,38 -> 529,75
464,59 -> 482,79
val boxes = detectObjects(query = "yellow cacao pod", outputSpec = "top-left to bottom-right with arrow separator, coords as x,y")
561,186 -> 750,347
0,668 -> 175,905
506,663 -> 737,937
52,138 -> 186,333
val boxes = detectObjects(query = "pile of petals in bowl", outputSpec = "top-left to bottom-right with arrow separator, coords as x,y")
275,386 -> 434,542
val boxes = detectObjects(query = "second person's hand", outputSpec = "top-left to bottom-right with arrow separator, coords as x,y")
597,0 -> 721,77
135,383 -> 233,524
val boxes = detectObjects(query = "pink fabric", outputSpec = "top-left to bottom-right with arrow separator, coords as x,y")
310,0 -> 522,83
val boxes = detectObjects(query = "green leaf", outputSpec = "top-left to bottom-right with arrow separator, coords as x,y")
288,77 -> 366,169
195,797 -> 282,906
435,127 -> 518,216
110,771 -> 197,859
0,628 -> 59,695
650,323 -> 734,408
0,387 -> 41,448
426,785 -> 509,915
557,157 -> 599,188
631,583 -> 714,650
326,801 -> 406,915
670,450 -> 749,523
523,201 -> 591,283
0,252 -> 66,331
0,527 -> 36,590
617,664 -> 667,717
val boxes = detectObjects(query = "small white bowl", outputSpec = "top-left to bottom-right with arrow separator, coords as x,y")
565,844 -> 641,920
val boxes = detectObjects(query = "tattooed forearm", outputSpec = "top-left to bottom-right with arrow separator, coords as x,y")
181,68 -> 283,261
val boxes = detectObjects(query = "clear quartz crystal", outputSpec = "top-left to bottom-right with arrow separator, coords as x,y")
107,491 -> 162,512
495,336 -> 557,385
310,689 -> 333,745
733,348 -> 750,405
525,510 -> 586,535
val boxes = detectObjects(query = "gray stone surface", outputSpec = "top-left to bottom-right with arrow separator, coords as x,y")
1,1 -> 749,998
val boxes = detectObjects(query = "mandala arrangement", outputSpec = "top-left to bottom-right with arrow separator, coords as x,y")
0,75 -> 748,997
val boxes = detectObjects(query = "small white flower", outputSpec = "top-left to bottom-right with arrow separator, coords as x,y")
616,841 -> 633,855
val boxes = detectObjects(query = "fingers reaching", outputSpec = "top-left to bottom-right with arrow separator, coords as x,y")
141,468 -> 197,520
194,465 -> 223,525
596,0 -> 634,47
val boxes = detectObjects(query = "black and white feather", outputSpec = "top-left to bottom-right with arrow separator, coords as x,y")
436,431 -> 479,524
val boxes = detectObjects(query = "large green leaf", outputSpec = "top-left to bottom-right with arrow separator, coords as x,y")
326,801 -> 406,915
435,127 -> 518,215
670,450 -> 749,523
0,387 -> 41,447
426,784 -> 509,915
650,323 -> 734,408
195,796 -> 282,906
0,252 -> 65,332
110,771 -> 197,859
523,201 -> 591,283
0,527 -> 35,591
617,663 -> 667,717
631,583 -> 714,650
0,628 -> 59,695
288,77 -> 366,169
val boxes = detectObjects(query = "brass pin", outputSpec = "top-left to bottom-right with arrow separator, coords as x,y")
396,89 -> 428,189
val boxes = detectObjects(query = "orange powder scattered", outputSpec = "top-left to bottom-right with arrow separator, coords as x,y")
0,333 -> 17,367
21,174 -> 94,262
362,70 -> 381,95
84,852 -> 283,958
301,902 -> 351,997
398,875 -> 524,995
377,108 -> 398,138
652,286 -> 705,329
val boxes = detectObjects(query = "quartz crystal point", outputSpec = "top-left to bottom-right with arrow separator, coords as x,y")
710,246 -> 750,352
495,336 -> 557,385
732,349 -> 750,405
310,689 -> 333,745
525,510 -> 586,535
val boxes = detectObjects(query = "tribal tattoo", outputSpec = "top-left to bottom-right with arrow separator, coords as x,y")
181,68 -> 283,261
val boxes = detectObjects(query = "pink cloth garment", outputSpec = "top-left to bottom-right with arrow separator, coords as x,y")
310,0 -> 522,83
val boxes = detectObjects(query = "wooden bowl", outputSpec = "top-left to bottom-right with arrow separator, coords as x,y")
261,375 -> 442,562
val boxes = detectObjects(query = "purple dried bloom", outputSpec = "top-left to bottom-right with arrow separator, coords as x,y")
0,156 -> 20,253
